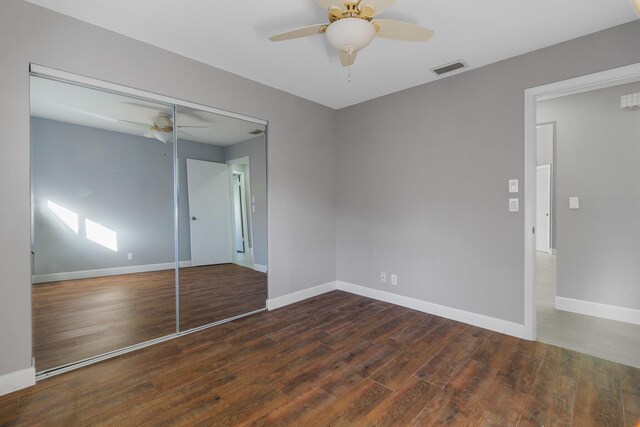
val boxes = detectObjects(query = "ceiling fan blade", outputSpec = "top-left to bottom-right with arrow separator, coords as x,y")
339,50 -> 357,67
45,102 -> 120,123
178,125 -> 208,128
269,24 -> 327,42
373,19 -> 434,41
314,0 -> 345,11
359,0 -> 395,18
118,120 -> 151,129
143,130 -> 155,138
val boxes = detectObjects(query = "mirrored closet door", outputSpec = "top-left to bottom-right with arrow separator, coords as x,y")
30,68 -> 268,376
176,106 -> 268,330
30,76 -> 178,372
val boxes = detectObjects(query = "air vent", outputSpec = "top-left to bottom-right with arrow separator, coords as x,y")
249,129 -> 264,135
432,61 -> 466,76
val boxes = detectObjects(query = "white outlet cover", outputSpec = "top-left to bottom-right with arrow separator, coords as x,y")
509,198 -> 519,212
380,272 -> 387,283
391,274 -> 398,286
509,179 -> 519,193
569,197 -> 580,209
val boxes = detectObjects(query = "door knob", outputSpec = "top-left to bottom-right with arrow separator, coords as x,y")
192,216 -> 197,221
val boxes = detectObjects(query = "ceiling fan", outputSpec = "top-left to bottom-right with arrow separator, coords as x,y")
121,113 -> 208,144
269,0 -> 434,67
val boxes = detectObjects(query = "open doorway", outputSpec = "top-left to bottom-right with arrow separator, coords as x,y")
528,73 -> 640,368
228,158 -> 254,269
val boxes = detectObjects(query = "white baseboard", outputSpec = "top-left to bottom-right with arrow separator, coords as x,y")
253,264 -> 268,273
267,281 -> 337,311
32,261 -> 193,284
0,367 -> 35,397
556,296 -> 640,326
336,281 -> 527,339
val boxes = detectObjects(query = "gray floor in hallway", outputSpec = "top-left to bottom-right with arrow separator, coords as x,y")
536,252 -> 640,368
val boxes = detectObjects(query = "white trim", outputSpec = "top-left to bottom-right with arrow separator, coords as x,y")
336,281 -> 527,339
29,64 -> 268,126
267,279 -> 527,338
536,164 -> 552,254
267,281 -> 336,310
253,264 -> 268,273
32,261 -> 192,284
551,249 -> 557,255
524,61 -> 640,342
555,296 -> 640,326
0,367 -> 35,397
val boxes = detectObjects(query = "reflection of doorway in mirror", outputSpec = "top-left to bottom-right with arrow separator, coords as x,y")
186,159 -> 234,266
228,158 -> 254,269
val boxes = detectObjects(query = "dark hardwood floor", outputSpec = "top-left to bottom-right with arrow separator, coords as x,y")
8,290 -> 638,426
33,264 -> 267,371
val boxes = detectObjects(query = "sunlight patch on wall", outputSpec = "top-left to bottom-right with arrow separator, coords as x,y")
85,218 -> 118,252
47,200 -> 79,234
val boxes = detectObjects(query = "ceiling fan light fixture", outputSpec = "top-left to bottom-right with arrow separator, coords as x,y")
326,18 -> 376,54
634,0 -> 640,14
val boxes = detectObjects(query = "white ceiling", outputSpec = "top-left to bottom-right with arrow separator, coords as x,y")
31,76 -> 265,145
25,0 -> 638,109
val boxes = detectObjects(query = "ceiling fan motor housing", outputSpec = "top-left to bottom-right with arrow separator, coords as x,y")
326,17 -> 376,53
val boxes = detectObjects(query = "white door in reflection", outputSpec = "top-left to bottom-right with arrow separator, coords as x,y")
187,159 -> 233,266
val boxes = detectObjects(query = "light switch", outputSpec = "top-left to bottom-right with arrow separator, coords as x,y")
569,197 -> 580,210
509,179 -> 519,193
509,198 -> 519,212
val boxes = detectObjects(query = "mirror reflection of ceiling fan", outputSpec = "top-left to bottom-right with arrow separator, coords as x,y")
269,0 -> 434,67
120,113 -> 208,144
47,102 -> 210,144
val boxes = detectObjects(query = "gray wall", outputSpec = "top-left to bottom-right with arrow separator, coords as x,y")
336,20 -> 640,324
225,136 -> 268,267
0,0 -> 338,377
32,118 -> 175,275
538,82 -> 640,310
536,123 -> 556,248
31,118 -> 236,275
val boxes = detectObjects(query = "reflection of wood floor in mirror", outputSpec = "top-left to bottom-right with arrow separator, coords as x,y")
32,264 -> 267,372
536,252 -> 640,368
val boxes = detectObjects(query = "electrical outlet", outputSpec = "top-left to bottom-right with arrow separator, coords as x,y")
391,274 -> 398,286
380,272 -> 387,283
127,252 -> 133,261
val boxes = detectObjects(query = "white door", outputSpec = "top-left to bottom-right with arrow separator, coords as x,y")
536,164 -> 551,253
187,159 -> 233,266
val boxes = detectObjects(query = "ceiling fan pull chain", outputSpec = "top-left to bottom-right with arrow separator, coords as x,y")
348,50 -> 352,83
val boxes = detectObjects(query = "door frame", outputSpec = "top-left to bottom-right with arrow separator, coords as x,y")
523,61 -> 640,340
231,170 -> 250,254
226,156 -> 254,259
535,164 -> 552,254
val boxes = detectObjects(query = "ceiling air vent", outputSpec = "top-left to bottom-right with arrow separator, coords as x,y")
431,61 -> 466,76
249,129 -> 264,135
